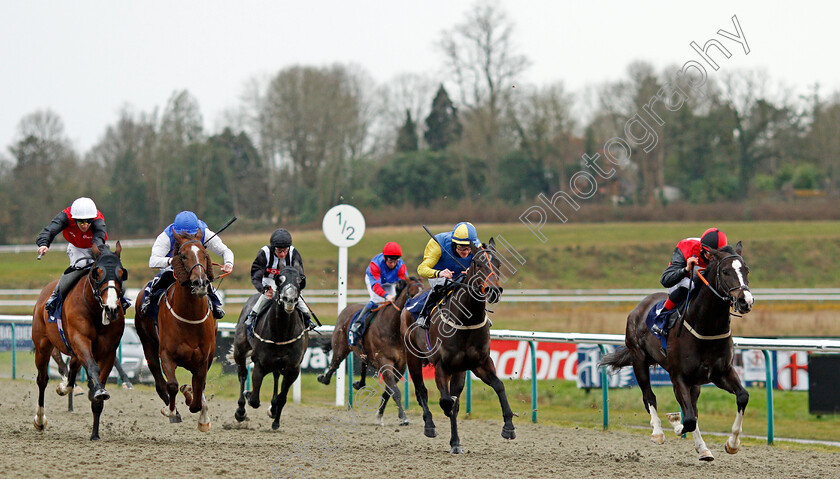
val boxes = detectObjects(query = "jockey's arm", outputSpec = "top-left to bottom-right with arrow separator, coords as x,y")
91,218 -> 107,247
204,229 -> 234,271
250,250 -> 268,292
417,238 -> 443,279
35,211 -> 70,248
367,262 -> 387,298
661,247 -> 689,288
148,231 -> 172,269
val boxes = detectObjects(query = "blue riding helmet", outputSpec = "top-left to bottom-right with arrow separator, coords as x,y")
451,222 -> 478,245
173,211 -> 201,234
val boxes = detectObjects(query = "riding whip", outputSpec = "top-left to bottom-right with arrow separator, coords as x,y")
298,295 -> 323,327
203,216 -> 237,246
422,225 -> 468,266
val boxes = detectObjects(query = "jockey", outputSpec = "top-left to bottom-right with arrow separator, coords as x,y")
243,228 -> 316,331
650,227 -> 728,336
348,242 -> 407,345
414,222 -> 480,329
138,211 -> 233,319
37,197 -> 129,314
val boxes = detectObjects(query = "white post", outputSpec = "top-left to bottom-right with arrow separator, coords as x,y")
322,204 -> 365,408
293,375 -> 301,404
335,245 -> 348,406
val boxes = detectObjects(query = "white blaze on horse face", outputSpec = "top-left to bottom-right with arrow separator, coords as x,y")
105,280 -> 118,310
732,260 -> 754,306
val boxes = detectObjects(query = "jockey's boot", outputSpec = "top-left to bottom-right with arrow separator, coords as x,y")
208,287 -> 225,319
44,289 -> 59,316
297,302 -> 317,331
45,267 -> 79,316
650,305 -> 675,336
244,309 -> 258,328
348,321 -> 363,346
120,295 -> 132,312
414,289 -> 439,330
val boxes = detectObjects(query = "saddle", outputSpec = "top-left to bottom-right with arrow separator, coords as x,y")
646,300 -> 682,351
347,304 -> 383,346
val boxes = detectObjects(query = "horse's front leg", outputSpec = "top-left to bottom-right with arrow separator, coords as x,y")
159,353 -> 181,423
446,371 -> 466,454
668,381 -> 712,461
248,362 -> 266,409
353,359 -> 368,391
88,354 -> 117,441
271,369 -> 299,430
268,371 -> 280,419
714,367 -> 749,454
473,357 -> 516,440
184,363 -> 210,432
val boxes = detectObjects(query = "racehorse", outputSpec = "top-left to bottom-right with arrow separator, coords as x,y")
31,242 -> 128,440
230,265 -> 308,430
401,239 -> 514,454
317,276 -> 425,425
135,231 -> 216,431
600,242 -> 754,461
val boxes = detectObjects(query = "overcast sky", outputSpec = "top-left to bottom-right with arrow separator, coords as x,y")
2,1 -> 838,154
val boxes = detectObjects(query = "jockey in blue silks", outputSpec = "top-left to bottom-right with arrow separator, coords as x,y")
138,211 -> 234,319
414,222 -> 480,330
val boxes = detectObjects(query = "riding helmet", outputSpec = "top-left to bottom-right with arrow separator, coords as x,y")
270,229 -> 293,249
173,211 -> 201,234
451,222 -> 478,245
70,197 -> 98,220
700,227 -> 727,252
383,242 -> 402,257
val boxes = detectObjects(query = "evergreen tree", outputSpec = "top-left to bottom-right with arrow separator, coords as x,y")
424,85 -> 462,151
396,110 -> 419,152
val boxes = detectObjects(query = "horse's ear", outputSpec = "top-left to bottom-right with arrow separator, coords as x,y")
197,229 -> 204,241
488,237 -> 496,249
173,231 -> 183,243
734,241 -> 743,255
115,241 -> 122,257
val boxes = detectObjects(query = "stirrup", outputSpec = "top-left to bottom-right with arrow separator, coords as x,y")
415,315 -> 430,330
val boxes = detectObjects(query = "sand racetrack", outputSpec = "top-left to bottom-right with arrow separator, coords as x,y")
1,378 -> 838,478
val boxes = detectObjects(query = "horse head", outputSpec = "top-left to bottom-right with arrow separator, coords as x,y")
466,238 -> 504,305
172,231 -> 213,297
404,276 -> 425,299
704,241 -> 754,314
90,241 -> 128,325
274,266 -> 302,313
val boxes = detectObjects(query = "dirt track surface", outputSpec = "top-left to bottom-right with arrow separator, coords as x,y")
1,378 -> 838,479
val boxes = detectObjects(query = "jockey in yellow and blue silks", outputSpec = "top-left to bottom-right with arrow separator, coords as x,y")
348,242 -> 407,345
414,222 -> 481,329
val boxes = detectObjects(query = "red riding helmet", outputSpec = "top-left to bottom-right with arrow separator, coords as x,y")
700,227 -> 727,252
383,242 -> 402,257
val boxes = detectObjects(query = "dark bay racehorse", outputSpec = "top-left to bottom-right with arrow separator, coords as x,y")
31,242 -> 128,440
230,265 -> 308,430
402,239 -> 514,454
317,276 -> 425,425
135,231 -> 216,431
601,242 -> 754,461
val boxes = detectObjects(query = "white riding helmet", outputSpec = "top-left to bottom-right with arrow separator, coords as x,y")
70,197 -> 98,220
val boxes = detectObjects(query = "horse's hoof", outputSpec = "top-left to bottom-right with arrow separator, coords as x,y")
234,409 -> 247,422
352,380 -> 363,390
271,422 -> 280,431
249,400 -> 260,409
122,383 -> 133,390
450,446 -> 463,454
316,374 -> 330,385
724,441 -> 739,454
90,434 -> 100,441
197,421 -> 210,432
424,427 -> 437,438
93,389 -> 110,401
33,418 -> 46,431
502,426 -> 516,440
651,434 -> 665,445
170,413 -> 182,423
56,384 -> 68,396
375,413 -> 384,426
399,418 -> 410,426
699,449 -> 714,461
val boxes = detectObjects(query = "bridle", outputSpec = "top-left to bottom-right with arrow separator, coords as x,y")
177,239 -> 209,281
696,254 -> 750,306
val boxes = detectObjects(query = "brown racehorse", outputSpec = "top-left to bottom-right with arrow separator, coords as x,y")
317,276 -> 425,425
601,242 -> 754,461
135,231 -> 217,431
31,242 -> 128,440
401,239 -> 514,454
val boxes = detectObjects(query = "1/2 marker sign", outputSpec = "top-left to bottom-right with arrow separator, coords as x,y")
322,205 -> 365,247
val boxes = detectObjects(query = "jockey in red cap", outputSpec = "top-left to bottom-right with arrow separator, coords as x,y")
348,242 -> 407,345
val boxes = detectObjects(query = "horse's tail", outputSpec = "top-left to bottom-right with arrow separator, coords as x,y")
598,346 -> 632,373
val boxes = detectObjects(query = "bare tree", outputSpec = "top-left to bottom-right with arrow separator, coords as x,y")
438,0 -> 529,194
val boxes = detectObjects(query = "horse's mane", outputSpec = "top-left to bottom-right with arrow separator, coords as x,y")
171,237 -> 214,285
